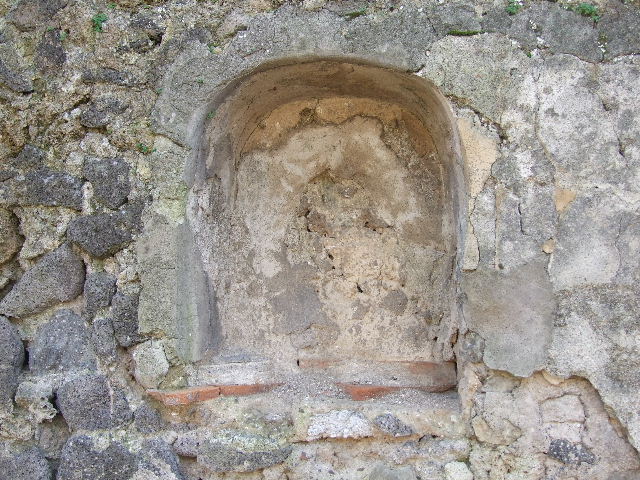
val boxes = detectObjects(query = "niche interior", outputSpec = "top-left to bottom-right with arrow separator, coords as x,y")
184,59 -> 465,399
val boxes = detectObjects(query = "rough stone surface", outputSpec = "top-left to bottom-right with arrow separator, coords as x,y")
444,461 -> 473,480
79,99 -> 128,129
307,410 -> 374,440
7,0 -> 68,31
57,435 -> 137,480
83,157 -> 130,209
463,259 -> 555,376
91,317 -> 117,362
110,292 -> 142,347
0,208 -> 21,264
57,436 -> 182,480
368,463 -> 418,480
66,215 -> 124,258
13,206 -> 75,261
133,404 -> 165,434
36,415 -> 70,461
0,169 -> 83,210
548,439 -> 596,465
0,244 -> 84,318
0,315 -> 24,411
56,375 -> 132,431
131,340 -> 169,388
15,380 -> 56,423
36,28 -> 66,72
374,414 -> 414,437
83,272 -> 116,318
29,309 -> 96,374
0,43 -> 33,93
197,430 -> 292,473
0,447 -> 51,480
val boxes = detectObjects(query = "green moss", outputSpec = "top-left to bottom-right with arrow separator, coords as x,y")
136,142 -> 155,154
91,12 -> 108,32
506,0 -> 523,15
448,29 -> 483,36
342,8 -> 367,19
573,2 -> 601,22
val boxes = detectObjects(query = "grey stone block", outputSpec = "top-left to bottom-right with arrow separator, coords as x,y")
58,435 -> 183,480
133,404 -> 165,434
11,144 -> 46,170
0,448 -> 51,480
83,157 -> 130,209
29,309 -> 96,374
7,0 -> 68,31
111,292 -> 143,347
0,315 -> 24,410
0,44 -> 33,93
139,439 -> 184,479
57,435 -> 137,480
79,100 -> 128,129
91,317 -> 117,361
0,244 -> 85,318
56,374 -> 132,431
197,430 -> 292,473
374,414 -> 414,437
67,200 -> 144,258
83,272 -> 116,318
0,168 -> 83,210
0,208 -> 21,265
36,28 -> 66,72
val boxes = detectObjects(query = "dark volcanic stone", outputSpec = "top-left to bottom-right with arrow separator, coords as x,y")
79,99 -> 128,129
0,447 -> 51,480
83,272 -> 116,318
7,0 -> 68,31
548,439 -> 596,465
139,439 -> 184,479
57,436 -> 183,480
134,404 -> 165,434
11,144 -> 45,170
373,413 -> 414,437
67,200 -> 144,258
29,309 -> 96,373
0,316 -> 24,409
197,431 -> 292,473
81,68 -> 141,87
56,374 -> 132,431
0,244 -> 85,318
0,168 -> 84,210
0,208 -> 21,264
36,28 -> 66,72
57,435 -> 137,480
111,292 -> 143,347
83,157 -> 130,209
91,317 -> 117,361
0,45 -> 33,93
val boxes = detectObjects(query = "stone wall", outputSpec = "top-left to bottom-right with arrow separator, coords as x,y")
0,0 -> 639,479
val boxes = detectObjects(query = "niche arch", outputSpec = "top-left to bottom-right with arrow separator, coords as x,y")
183,58 -> 467,393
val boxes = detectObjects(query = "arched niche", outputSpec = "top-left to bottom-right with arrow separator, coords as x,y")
183,58 -> 466,392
